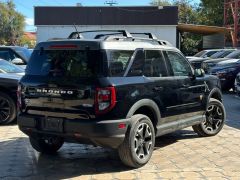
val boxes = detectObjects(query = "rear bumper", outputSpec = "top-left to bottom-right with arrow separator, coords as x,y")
18,114 -> 130,149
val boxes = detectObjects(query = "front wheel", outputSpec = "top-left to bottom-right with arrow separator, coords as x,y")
118,114 -> 155,168
193,98 -> 226,137
30,136 -> 64,154
0,92 -> 17,125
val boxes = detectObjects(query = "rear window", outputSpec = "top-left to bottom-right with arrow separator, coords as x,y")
0,60 -> 23,73
26,50 -> 103,77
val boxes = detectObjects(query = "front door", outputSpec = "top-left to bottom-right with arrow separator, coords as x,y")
163,50 -> 206,116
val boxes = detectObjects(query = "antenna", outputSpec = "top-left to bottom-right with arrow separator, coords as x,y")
104,0 -> 118,6
73,24 -> 81,39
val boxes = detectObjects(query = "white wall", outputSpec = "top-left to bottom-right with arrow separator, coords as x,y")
36,25 -> 177,47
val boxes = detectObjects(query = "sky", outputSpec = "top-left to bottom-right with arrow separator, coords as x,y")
2,0 -> 200,32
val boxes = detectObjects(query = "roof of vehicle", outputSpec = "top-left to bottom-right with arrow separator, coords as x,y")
0,46 -> 24,49
37,38 -> 178,51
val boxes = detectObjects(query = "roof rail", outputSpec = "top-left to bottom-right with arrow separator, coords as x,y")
130,32 -> 158,40
67,30 -> 172,46
130,32 -> 172,46
68,30 -> 133,39
95,33 -> 125,39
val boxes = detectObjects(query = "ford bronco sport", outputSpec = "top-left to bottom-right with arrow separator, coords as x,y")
18,30 -> 226,168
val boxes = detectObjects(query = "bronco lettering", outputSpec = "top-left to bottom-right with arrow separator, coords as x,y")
36,89 -> 73,95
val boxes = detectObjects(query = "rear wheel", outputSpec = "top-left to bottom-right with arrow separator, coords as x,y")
193,98 -> 225,137
118,114 -> 155,168
29,136 -> 64,154
0,92 -> 16,125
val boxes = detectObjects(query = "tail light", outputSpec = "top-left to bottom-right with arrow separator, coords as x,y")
95,87 -> 116,115
17,84 -> 22,108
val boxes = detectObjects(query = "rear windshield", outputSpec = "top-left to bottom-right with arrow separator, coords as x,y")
226,50 -> 240,59
0,60 -> 24,73
26,50 -> 103,77
194,50 -> 206,57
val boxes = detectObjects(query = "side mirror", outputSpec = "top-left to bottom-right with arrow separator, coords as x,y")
11,58 -> 24,65
194,68 -> 205,77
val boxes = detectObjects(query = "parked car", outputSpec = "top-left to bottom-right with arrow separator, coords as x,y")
18,30 -> 225,168
189,49 -> 236,70
209,49 -> 236,59
235,72 -> 240,97
202,50 -> 240,73
0,46 -> 32,69
186,49 -> 222,60
210,59 -> 240,91
0,59 -> 24,124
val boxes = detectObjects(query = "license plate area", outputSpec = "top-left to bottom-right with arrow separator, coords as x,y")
43,117 -> 63,132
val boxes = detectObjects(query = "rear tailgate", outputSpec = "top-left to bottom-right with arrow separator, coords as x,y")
19,41 -> 104,119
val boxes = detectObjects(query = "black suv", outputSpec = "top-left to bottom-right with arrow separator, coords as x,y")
18,30 -> 226,168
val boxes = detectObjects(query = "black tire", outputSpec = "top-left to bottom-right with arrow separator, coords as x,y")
29,136 -> 64,154
193,98 -> 226,137
118,114 -> 155,168
0,92 -> 17,125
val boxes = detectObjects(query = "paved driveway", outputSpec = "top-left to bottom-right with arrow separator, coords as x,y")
0,93 -> 239,179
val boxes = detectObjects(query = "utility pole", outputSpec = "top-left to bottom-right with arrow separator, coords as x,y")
224,0 -> 240,47
104,0 -> 118,6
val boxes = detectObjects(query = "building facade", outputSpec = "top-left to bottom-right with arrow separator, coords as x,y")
34,6 -> 178,46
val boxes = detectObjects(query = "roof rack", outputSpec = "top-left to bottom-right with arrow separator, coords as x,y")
130,33 -> 158,40
67,30 -> 172,46
68,30 -> 133,39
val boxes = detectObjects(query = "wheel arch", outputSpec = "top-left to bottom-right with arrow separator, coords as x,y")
208,88 -> 222,102
0,86 -> 16,101
126,99 -> 161,131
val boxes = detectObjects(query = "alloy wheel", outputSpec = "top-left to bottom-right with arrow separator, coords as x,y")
203,104 -> 224,133
134,123 -> 153,160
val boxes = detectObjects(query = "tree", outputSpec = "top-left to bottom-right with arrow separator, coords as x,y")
150,0 -> 201,55
198,0 -> 224,26
0,1 -> 25,45
150,0 -> 199,24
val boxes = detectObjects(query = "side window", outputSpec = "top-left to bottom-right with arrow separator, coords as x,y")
0,50 -> 12,61
165,51 -> 192,76
144,50 -> 167,77
108,50 -> 133,77
128,50 -> 145,76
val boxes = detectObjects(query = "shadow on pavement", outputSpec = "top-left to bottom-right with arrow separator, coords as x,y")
155,129 -> 199,149
0,129 -> 201,179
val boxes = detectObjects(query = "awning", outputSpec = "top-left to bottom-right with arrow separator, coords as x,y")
177,24 -> 232,35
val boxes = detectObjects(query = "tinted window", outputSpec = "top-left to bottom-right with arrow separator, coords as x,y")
165,51 -> 192,76
0,50 -> 13,61
108,50 -> 133,77
144,50 -> 167,77
26,50 -> 102,78
194,50 -> 206,57
14,47 -> 31,61
226,50 -> 240,59
219,50 -> 235,58
205,51 -> 219,57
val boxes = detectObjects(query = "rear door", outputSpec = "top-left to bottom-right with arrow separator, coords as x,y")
163,50 -> 205,115
142,49 -> 183,123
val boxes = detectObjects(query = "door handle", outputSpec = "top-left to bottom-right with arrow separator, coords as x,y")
153,86 -> 163,91
182,84 -> 190,88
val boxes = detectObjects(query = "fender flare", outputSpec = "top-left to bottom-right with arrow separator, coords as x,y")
126,99 -> 161,126
208,88 -> 222,102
